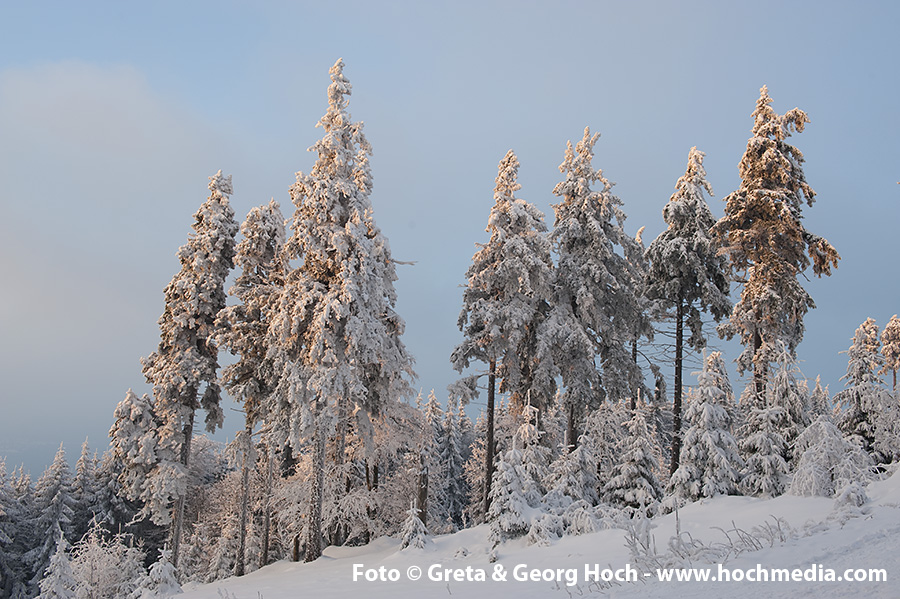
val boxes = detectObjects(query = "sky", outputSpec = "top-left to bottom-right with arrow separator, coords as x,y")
1,1 -> 898,477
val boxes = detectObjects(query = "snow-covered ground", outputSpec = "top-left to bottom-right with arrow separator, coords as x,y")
181,471 -> 900,599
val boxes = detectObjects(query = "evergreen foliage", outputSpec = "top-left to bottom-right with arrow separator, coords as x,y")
712,86 -> 839,399
549,127 -> 644,446
668,353 -> 743,502
266,59 -> 415,562
645,147 -> 731,473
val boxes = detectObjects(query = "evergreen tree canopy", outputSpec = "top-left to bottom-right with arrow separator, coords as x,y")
712,86 -> 839,392
549,128 -> 643,444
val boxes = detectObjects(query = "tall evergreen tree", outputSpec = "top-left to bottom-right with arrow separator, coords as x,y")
739,403 -> 789,497
70,439 -> 99,544
0,459 -> 24,598
28,445 -> 75,592
140,170 -> 238,567
451,149 -> 554,515
37,535 -> 75,599
549,127 -> 644,448
645,147 -> 731,474
603,409 -> 663,511
712,86 -> 839,402
440,397 -> 469,529
881,314 -> 900,393
768,343 -> 811,463
266,59 -> 415,562
667,352 -> 743,502
835,318 -> 898,462
216,199 -> 286,575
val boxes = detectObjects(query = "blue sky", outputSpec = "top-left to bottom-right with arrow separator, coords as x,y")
1,1 -> 898,476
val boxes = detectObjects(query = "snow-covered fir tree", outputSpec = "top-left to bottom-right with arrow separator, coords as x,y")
266,59 -> 415,562
398,503 -> 428,550
217,200 -> 286,426
667,353 -> 743,503
28,445 -> 75,592
645,147 -> 731,474
132,549 -> 181,599
712,86 -> 840,402
418,391 -> 447,530
451,149 -> 555,515
3,467 -> 34,598
603,408 -> 663,512
768,343 -> 812,463
215,200 -> 286,574
739,401 -> 789,497
1,459 -> 29,599
70,440 -> 100,544
881,314 -> 900,392
809,376 -> 831,419
549,127 -> 644,447
487,406 -> 549,544
139,170 -> 238,567
583,400 -> 630,493
546,435 -> 598,508
834,318 -> 899,463
440,397 -> 470,530
108,390 -> 165,525
37,535 -> 75,599
790,414 -> 873,498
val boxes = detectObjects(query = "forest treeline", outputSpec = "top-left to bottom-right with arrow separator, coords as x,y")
1,59 -> 898,599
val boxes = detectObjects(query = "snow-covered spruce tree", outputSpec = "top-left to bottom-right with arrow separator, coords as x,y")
486,449 -> 531,544
440,396 -> 469,530
712,86 -> 839,403
418,391 -> 447,530
37,534 -> 75,599
549,128 -> 644,448
139,170 -> 237,567
215,199 -> 286,576
133,548 -> 181,599
451,149 -> 555,515
808,376 -> 831,419
70,439 -> 100,544
583,399 -> 630,493
6,468 -> 35,598
790,414 -> 873,498
28,445 -> 75,592
739,402 -> 789,497
398,503 -> 428,550
1,459 -> 28,599
768,343 -> 812,463
834,318 -> 899,463
667,353 -> 742,504
881,314 -> 900,393
603,408 -> 663,512
266,59 -> 415,562
108,388 -> 175,564
645,147 -> 731,474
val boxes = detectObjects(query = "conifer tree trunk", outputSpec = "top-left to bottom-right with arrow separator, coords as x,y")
670,299 -> 684,475
236,424 -> 251,577
416,456 -> 428,528
483,360 -> 496,516
304,418 -> 326,563
261,444 -> 272,569
630,340 -> 639,411
753,326 -> 766,405
566,404 -> 577,453
171,408 -> 195,570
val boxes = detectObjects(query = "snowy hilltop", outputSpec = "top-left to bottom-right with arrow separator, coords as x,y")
179,468 -> 900,599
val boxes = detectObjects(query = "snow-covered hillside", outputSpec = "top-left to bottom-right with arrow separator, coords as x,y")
180,469 -> 900,599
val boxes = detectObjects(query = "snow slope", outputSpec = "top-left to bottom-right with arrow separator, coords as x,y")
180,471 -> 900,599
